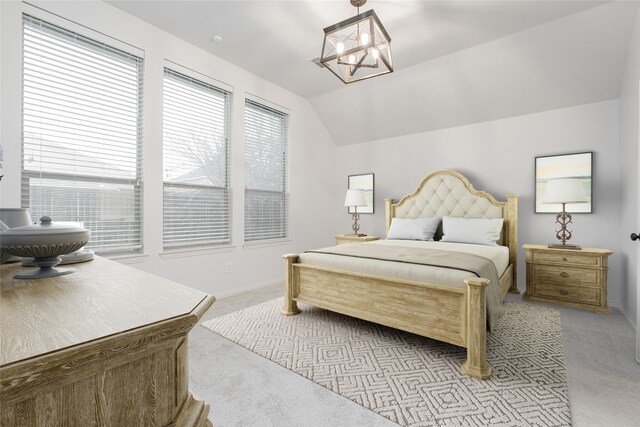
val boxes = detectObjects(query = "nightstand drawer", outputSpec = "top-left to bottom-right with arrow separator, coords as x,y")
533,265 -> 599,286
535,281 -> 600,305
531,251 -> 601,267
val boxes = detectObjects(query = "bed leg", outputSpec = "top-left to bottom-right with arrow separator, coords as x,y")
281,254 -> 300,316
506,194 -> 519,295
509,266 -> 519,294
461,277 -> 492,380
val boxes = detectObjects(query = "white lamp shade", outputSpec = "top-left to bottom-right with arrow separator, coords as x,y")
542,179 -> 588,204
344,189 -> 367,207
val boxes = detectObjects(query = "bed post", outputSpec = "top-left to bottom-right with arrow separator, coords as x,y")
505,195 -> 519,294
281,254 -> 300,316
461,277 -> 492,380
385,198 -> 394,237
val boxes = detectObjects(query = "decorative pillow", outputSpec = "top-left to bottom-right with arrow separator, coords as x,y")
387,217 -> 440,241
440,216 -> 504,246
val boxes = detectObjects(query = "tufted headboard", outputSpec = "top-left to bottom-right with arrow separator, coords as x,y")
384,170 -> 518,283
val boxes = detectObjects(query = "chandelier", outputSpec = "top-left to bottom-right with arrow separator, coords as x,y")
319,0 -> 393,84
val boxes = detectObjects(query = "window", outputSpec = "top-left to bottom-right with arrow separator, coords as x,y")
244,99 -> 289,242
163,68 -> 231,247
22,15 -> 143,253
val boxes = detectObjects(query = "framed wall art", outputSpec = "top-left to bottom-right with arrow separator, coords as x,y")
347,173 -> 374,214
535,152 -> 593,213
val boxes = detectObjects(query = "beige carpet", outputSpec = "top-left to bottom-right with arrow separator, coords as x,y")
202,298 -> 571,426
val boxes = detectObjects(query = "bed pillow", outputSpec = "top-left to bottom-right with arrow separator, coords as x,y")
440,216 -> 504,246
387,217 -> 440,241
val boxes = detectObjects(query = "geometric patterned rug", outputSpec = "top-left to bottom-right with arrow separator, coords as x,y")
202,298 -> 571,426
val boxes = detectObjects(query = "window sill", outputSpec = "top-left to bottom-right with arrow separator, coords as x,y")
242,238 -> 292,250
159,244 -> 236,260
104,253 -> 149,265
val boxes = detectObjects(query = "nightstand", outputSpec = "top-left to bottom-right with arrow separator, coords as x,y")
522,244 -> 613,314
334,235 -> 380,245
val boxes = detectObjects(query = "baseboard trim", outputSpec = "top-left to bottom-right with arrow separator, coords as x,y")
214,279 -> 282,299
620,308 -> 637,332
609,300 -> 636,331
596,302 -> 639,364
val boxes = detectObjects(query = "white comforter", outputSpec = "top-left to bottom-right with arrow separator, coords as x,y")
298,239 -> 509,289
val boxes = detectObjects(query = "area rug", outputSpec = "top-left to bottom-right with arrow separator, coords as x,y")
202,299 -> 571,426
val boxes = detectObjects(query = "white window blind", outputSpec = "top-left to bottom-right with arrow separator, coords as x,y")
22,14 -> 143,253
163,68 -> 231,247
244,99 -> 289,242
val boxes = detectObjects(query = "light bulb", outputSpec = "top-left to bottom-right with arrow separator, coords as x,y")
371,48 -> 379,59
336,42 -> 344,54
360,33 -> 369,45
348,54 -> 356,64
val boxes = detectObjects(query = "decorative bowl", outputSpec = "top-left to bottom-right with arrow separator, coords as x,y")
0,216 -> 90,279
0,220 -> 11,264
0,208 -> 32,228
22,248 -> 95,267
0,208 -> 32,264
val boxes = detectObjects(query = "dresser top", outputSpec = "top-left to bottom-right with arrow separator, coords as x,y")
1,256 -> 211,366
522,244 -> 613,255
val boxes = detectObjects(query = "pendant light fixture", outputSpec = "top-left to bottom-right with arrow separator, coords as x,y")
319,0 -> 393,84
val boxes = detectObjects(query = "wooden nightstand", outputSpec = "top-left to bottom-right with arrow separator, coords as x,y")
334,235 -> 380,245
522,244 -> 612,314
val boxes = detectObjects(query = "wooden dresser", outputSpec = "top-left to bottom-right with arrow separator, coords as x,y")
0,256 -> 214,426
522,244 -> 612,314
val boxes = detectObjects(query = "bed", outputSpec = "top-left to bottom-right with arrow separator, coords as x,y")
281,170 -> 518,379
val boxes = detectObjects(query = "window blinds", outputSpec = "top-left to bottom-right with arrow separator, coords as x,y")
22,14 -> 143,253
163,68 -> 231,247
244,99 -> 289,242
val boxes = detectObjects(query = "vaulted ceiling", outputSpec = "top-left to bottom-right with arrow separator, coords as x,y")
109,1 -> 639,145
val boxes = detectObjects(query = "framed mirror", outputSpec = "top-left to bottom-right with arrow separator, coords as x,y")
348,173 -> 374,214
535,152 -> 593,213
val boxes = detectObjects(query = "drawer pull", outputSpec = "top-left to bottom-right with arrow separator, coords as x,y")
560,272 -> 569,278
559,290 -> 569,295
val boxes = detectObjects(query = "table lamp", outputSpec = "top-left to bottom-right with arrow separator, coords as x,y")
542,178 -> 588,249
344,189 -> 367,236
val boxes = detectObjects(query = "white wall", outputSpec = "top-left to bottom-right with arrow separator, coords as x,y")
0,0 -> 338,297
618,7 -> 640,361
336,101 -> 626,309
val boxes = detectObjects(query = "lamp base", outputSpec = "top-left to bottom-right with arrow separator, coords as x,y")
547,243 -> 582,250
346,233 -> 367,237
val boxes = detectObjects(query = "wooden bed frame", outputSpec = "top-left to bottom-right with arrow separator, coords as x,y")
281,170 -> 518,379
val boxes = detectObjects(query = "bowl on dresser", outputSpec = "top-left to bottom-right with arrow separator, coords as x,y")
0,216 -> 90,279
0,208 -> 33,264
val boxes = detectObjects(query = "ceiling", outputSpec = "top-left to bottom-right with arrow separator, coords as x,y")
108,1 -> 607,98
108,1 -> 638,146
310,1 -> 639,145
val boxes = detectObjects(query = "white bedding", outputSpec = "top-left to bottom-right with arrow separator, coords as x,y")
298,239 -> 510,289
